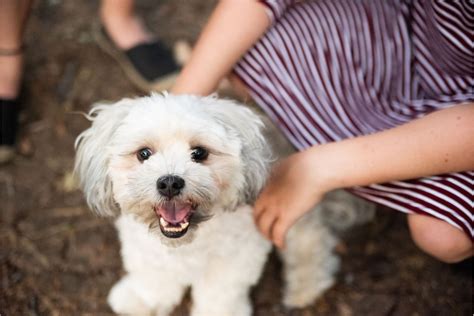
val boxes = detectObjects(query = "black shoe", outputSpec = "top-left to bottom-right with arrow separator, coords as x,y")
93,23 -> 180,92
0,98 -> 19,163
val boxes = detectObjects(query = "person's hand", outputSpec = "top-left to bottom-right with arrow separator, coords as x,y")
254,149 -> 329,248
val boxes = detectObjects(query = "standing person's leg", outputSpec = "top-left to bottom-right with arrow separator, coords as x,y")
100,0 -> 152,50
0,0 -> 32,162
97,0 -> 180,91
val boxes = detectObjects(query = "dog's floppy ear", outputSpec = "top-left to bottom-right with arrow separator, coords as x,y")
201,96 -> 272,203
74,99 -> 133,216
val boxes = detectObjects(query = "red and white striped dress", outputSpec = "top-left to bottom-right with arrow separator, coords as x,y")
234,0 -> 473,238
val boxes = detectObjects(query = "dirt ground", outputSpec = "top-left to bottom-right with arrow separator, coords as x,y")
0,1 -> 472,315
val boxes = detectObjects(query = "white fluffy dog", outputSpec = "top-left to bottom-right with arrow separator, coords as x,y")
74,93 -> 374,316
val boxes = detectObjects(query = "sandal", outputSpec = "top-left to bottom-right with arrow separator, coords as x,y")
93,23 -> 180,92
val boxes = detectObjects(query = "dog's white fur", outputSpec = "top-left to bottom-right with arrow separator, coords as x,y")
75,94 -> 374,315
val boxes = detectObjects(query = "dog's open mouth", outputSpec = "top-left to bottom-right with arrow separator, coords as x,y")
154,201 -> 194,238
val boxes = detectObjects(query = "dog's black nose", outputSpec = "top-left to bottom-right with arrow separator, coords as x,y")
157,175 -> 185,198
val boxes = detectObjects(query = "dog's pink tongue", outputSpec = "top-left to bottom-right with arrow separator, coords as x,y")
156,201 -> 191,224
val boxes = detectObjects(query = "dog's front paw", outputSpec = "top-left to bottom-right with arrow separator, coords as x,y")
282,275 -> 335,308
282,253 -> 340,308
108,276 -> 153,316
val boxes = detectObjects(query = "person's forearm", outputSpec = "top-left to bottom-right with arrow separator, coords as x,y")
309,104 -> 474,191
171,0 -> 270,95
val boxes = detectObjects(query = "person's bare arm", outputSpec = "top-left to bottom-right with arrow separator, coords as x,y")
255,104 -> 474,248
170,0 -> 270,95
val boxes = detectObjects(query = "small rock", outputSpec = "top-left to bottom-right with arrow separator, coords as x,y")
17,136 -> 35,157
56,170 -> 79,192
337,302 -> 353,316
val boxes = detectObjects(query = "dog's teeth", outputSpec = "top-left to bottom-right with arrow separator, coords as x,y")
159,216 -> 189,233
165,226 -> 182,232
159,217 -> 168,227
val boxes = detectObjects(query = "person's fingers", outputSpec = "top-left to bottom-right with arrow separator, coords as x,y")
253,195 -> 266,219
256,208 -> 278,240
271,214 -> 293,249
272,221 -> 288,249
254,193 -> 269,224
254,207 -> 265,228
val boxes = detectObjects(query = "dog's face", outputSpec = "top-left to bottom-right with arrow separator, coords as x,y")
75,94 -> 270,245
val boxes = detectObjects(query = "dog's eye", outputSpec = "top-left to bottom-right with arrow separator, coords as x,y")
137,148 -> 153,162
191,146 -> 209,162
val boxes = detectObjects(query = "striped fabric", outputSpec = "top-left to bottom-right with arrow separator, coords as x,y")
234,0 -> 473,238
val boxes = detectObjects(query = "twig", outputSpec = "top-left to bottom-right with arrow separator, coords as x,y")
18,236 -> 51,269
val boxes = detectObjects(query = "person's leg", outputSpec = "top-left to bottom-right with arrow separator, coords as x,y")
98,0 -> 181,91
99,0 -> 153,50
0,0 -> 31,98
0,0 -> 32,162
408,214 -> 473,263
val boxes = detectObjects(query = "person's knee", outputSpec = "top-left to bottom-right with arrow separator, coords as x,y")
408,214 -> 473,263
